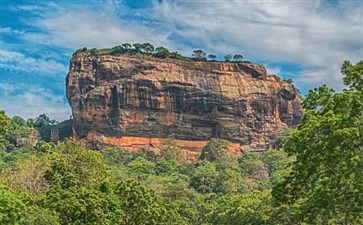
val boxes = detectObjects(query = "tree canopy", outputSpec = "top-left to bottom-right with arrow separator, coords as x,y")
224,54 -> 232,62
192,50 -> 206,60
273,60 -> 363,224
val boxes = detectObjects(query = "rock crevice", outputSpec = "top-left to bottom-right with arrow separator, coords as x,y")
66,53 -> 303,150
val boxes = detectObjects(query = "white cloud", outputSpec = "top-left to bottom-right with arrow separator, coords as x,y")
0,27 -> 25,35
15,4 -> 47,11
2,0 -> 362,122
0,49 -> 68,76
150,1 -> 363,90
0,83 -> 71,121
23,0 -> 361,90
23,2 -> 174,50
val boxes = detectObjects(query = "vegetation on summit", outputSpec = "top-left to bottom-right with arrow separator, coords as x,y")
76,43 -> 246,63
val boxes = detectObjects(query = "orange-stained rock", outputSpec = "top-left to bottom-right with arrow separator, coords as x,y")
67,52 -> 303,155
86,132 -> 240,161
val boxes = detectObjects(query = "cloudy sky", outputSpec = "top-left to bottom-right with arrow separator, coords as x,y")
1,0 -> 362,121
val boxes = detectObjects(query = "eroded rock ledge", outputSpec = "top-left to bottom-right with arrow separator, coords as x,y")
66,52 -> 303,154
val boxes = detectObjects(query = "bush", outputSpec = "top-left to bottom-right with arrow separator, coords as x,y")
0,187 -> 24,224
199,138 -> 230,162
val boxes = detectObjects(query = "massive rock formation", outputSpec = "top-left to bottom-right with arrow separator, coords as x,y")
66,52 -> 303,154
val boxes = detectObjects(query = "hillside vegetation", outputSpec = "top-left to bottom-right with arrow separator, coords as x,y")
0,60 -> 362,224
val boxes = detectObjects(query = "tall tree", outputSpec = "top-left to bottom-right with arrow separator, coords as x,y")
273,60 -> 363,224
121,43 -> 132,50
0,111 -> 10,135
141,43 -> 155,54
192,50 -> 206,60
208,54 -> 217,61
224,54 -> 232,62
342,60 -> 363,91
132,43 -> 143,54
34,114 -> 58,142
154,47 -> 170,58
233,54 -> 243,61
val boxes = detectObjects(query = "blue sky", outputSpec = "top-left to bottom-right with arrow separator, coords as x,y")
1,0 -> 362,121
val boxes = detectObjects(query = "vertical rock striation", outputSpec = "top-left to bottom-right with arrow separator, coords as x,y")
66,52 -> 303,153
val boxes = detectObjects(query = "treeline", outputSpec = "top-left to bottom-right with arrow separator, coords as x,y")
76,43 -> 246,62
0,112 -> 294,224
0,130 -> 293,224
0,60 -> 362,224
191,49 -> 244,62
76,43 -> 186,60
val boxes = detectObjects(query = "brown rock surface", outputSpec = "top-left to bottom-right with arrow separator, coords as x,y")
66,52 -> 303,153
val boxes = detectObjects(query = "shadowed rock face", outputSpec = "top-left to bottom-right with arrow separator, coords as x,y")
66,52 -> 303,151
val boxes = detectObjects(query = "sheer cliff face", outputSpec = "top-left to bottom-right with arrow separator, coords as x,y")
66,52 -> 303,150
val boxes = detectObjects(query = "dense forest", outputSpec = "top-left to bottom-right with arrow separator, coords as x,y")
0,60 -> 362,224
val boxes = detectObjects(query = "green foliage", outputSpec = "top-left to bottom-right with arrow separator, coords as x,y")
224,54 -> 232,62
169,51 -> 187,60
0,109 -> 329,225
0,113 -> 38,170
239,150 -> 294,190
0,187 -> 24,225
199,138 -> 230,162
4,116 -> 36,147
39,187 -> 122,225
302,84 -> 334,110
1,155 -> 50,196
159,139 -> 186,162
273,60 -> 363,224
132,43 -> 143,54
342,60 -> 363,91
192,49 -> 206,60
34,114 -> 57,142
115,180 -> 172,225
126,156 -> 156,178
44,139 -> 107,189
121,43 -> 132,50
56,119 -> 73,141
233,54 -> 243,61
215,190 -> 272,225
0,130 -> 297,225
37,142 -> 53,154
4,57 -> 361,225
0,110 -> 10,135
20,205 -> 60,225
208,54 -> 216,61
101,147 -> 124,165
75,43 -> 253,64
141,43 -> 155,53
284,78 -> 293,84
145,174 -> 190,199
76,43 -> 188,60
109,45 -> 125,55
153,47 -> 170,58
155,160 -> 179,176
190,161 -> 220,194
